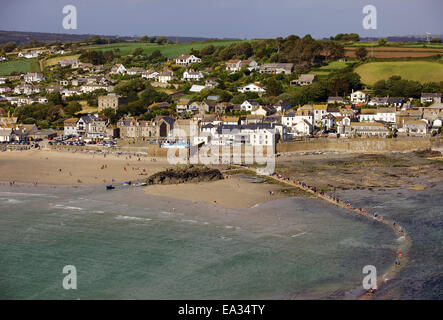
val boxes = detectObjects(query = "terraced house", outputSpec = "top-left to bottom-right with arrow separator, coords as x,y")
117,117 -> 152,139
87,115 -> 109,139
98,93 -> 128,112
350,122 -> 390,137
259,63 -> 294,75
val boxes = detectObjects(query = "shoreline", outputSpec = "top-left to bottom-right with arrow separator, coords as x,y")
246,166 -> 411,300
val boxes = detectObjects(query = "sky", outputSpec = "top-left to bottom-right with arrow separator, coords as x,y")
0,0 -> 442,39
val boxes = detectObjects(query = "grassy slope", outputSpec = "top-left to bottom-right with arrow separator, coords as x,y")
85,40 -> 248,58
76,100 -> 98,115
355,61 -> 443,85
310,60 -> 354,78
0,58 -> 40,76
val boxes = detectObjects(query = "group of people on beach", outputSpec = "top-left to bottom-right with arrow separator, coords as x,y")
271,172 -> 407,296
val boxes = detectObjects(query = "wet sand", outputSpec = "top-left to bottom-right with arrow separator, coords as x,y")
144,176 -> 289,208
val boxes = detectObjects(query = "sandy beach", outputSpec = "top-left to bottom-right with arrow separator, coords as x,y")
144,176 -> 289,208
0,149 -> 292,208
0,149 -> 169,185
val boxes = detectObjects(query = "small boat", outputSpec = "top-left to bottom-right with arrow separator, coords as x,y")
106,185 -> 115,190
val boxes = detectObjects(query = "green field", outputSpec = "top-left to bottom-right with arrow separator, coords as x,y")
0,58 -> 40,76
355,61 -> 443,85
85,40 -> 249,58
348,42 -> 443,49
310,60 -> 354,77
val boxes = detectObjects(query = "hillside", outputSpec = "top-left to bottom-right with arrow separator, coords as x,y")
84,40 -> 250,58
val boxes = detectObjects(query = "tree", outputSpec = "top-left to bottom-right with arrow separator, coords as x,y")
201,45 -> 215,56
156,36 -> 167,45
47,91 -> 63,106
147,49 -> 165,63
140,85 -> 170,106
115,79 -> 146,102
355,47 -> 368,60
334,33 -> 360,42
139,35 -> 150,42
132,47 -> 144,56
1,42 -> 16,53
64,101 -> 82,117
266,79 -> 283,96
378,38 -> 387,46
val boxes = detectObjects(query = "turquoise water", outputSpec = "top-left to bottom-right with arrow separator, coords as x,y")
0,184 -> 398,299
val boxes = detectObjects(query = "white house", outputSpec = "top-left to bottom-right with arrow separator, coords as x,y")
24,72 -> 45,83
110,64 -> 127,75
81,84 -> 113,94
375,108 -> 396,123
238,83 -> 266,94
182,69 -> 204,81
313,105 -> 328,123
63,118 -> 79,136
62,88 -> 83,97
240,60 -> 259,71
350,90 -> 369,104
126,67 -> 144,75
282,112 -> 314,127
358,108 -> 396,123
226,59 -> 242,72
175,54 -> 201,66
18,51 -> 39,59
282,111 -> 314,137
321,114 -> 336,130
293,119 -> 313,136
156,70 -> 174,83
0,128 -> 17,142
211,123 -> 276,148
272,100 -> 291,112
141,69 -> 159,80
240,100 -> 260,112
226,59 -> 258,72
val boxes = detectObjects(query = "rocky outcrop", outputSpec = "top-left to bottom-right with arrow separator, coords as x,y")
145,165 -> 224,185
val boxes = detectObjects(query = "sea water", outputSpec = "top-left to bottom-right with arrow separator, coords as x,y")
333,183 -> 443,299
0,183 -> 411,299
